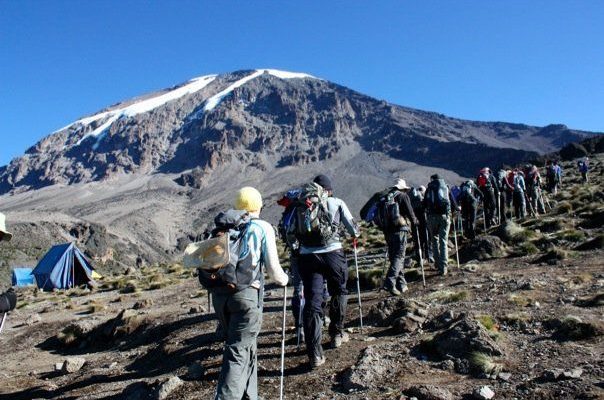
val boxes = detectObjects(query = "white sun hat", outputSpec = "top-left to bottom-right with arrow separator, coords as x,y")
393,178 -> 410,190
0,212 -> 13,242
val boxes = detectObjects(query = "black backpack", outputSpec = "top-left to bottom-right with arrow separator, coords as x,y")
192,210 -> 263,293
288,182 -> 335,247
425,179 -> 450,215
373,190 -> 404,230
408,187 -> 423,210
460,180 -> 477,203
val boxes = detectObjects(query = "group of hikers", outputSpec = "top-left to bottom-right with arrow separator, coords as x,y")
195,155 -> 594,399
0,155 -> 593,400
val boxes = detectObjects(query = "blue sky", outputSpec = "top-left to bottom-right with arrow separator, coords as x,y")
1,1 -> 603,166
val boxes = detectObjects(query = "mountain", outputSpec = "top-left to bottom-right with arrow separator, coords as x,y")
0,69 -> 599,276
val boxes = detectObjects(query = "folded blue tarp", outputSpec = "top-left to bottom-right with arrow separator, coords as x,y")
11,267 -> 35,286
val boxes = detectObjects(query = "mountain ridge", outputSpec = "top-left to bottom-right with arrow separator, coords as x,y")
0,69 -> 598,195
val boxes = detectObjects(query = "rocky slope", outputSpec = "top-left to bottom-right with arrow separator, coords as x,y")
0,69 -> 600,279
0,152 -> 601,399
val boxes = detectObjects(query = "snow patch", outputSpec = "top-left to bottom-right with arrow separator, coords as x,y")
203,69 -> 315,112
66,75 -> 217,147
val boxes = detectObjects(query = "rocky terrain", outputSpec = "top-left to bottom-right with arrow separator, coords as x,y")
0,69 -> 600,278
0,152 -> 602,399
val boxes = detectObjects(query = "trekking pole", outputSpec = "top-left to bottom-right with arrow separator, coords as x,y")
525,193 -> 536,217
452,215 -> 460,269
0,313 -> 7,335
415,226 -> 426,288
279,285 -> 287,400
496,195 -> 501,226
458,213 -> 463,237
296,294 -> 303,351
482,205 -> 487,232
352,238 -> 364,333
379,246 -> 388,291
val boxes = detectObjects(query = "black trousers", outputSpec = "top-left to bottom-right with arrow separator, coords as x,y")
299,249 -> 348,359
462,200 -> 478,240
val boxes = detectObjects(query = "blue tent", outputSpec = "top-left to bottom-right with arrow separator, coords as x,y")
32,243 -> 96,290
12,267 -> 35,287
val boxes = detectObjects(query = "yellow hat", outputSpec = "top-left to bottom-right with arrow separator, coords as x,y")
235,187 -> 263,212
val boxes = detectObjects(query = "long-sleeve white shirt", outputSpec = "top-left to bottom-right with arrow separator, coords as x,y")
245,219 -> 288,287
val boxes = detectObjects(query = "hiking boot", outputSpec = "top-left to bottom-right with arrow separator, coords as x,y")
310,355 -> 326,369
439,267 -> 448,276
397,284 -> 409,294
323,315 -> 331,328
331,332 -> 350,348
385,287 -> 402,296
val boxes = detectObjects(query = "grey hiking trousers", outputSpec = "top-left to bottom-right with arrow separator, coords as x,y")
427,213 -> 451,273
213,287 -> 262,400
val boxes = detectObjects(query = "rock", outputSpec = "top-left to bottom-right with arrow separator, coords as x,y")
155,376 -> 183,400
459,235 -> 508,263
54,362 -> 64,371
62,357 -> 86,373
561,368 -> 583,379
437,360 -> 455,371
473,385 -> 495,399
341,346 -> 389,391
497,372 -> 512,382
124,267 -> 137,276
102,309 -> 148,339
123,382 -> 152,400
367,298 -> 429,329
25,313 -> 42,326
133,299 -> 153,310
574,235 -> 604,251
187,362 -> 205,380
430,315 -> 503,359
393,312 -> 426,334
425,310 -> 457,331
188,305 -> 206,314
542,369 -> 564,381
546,315 -> 604,341
58,319 -> 100,346
405,384 -> 453,400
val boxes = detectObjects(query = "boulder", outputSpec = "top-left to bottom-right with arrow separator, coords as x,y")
430,315 -> 503,359
102,309 -> 148,339
62,357 -> 86,373
133,299 -> 153,310
405,384 -> 453,400
341,346 -> 390,391
472,386 -> 495,400
155,376 -> 183,400
366,297 -> 429,329
459,235 -> 508,263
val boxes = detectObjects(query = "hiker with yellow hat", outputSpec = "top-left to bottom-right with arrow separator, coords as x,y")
212,186 -> 288,400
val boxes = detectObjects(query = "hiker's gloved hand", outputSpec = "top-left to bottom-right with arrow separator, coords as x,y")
413,218 -> 419,226
352,237 -> 358,247
0,289 -> 17,313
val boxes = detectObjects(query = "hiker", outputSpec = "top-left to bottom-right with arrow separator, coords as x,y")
545,160 -> 562,194
512,170 -> 527,220
496,167 -> 511,223
459,180 -> 483,240
277,191 -> 305,343
525,165 -> 546,215
373,179 -> 418,296
476,167 -> 500,229
0,212 -> 17,321
409,186 -> 432,263
423,174 -> 459,276
293,174 -> 359,368
211,187 -> 288,400
578,157 -> 589,183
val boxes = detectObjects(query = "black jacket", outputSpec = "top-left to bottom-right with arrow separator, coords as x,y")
0,289 -> 17,313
